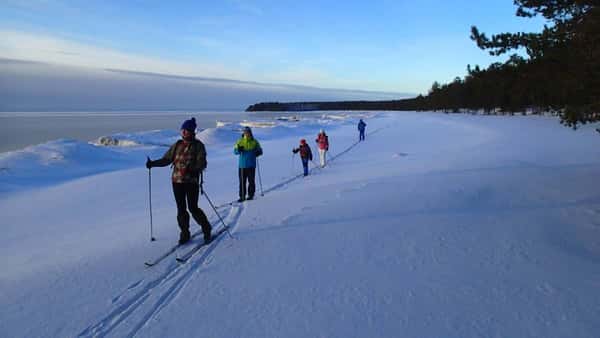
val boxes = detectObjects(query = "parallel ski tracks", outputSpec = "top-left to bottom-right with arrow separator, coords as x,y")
77,203 -> 243,338
77,124 -> 389,337
214,125 -> 389,207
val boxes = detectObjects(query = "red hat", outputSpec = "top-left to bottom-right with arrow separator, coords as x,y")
300,139 -> 306,144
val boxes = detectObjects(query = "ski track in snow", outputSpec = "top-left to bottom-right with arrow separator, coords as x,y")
76,124 -> 386,338
262,126 -> 389,194
77,203 -> 244,338
5,113 -> 599,337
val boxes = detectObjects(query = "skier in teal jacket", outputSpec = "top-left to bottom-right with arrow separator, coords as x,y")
234,126 -> 263,202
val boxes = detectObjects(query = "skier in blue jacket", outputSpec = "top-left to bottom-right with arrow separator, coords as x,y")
234,126 -> 263,202
358,119 -> 367,141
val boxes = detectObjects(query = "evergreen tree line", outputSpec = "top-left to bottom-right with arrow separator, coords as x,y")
248,1 -> 599,129
427,0 -> 599,128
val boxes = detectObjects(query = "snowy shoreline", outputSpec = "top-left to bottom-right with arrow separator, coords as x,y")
0,111 -> 375,195
1,111 -> 600,337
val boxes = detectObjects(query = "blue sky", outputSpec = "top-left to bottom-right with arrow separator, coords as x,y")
1,0 -> 547,98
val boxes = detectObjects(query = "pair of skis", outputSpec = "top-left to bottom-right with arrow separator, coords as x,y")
144,226 -> 229,267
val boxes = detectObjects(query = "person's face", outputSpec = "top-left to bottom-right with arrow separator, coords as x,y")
243,131 -> 251,138
181,129 -> 193,138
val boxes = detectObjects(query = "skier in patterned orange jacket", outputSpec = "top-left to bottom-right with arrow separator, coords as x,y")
146,117 -> 212,245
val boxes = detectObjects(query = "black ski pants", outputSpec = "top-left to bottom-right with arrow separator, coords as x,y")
172,182 -> 211,236
238,167 -> 256,199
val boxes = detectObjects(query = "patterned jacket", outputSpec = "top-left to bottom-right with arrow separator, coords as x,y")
152,139 -> 207,184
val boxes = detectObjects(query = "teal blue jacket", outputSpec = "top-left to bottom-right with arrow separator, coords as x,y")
234,136 -> 263,168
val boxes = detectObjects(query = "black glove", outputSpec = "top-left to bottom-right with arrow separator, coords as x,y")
238,145 -> 244,151
146,157 -> 153,169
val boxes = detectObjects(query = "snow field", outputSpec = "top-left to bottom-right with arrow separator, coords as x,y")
1,112 -> 599,337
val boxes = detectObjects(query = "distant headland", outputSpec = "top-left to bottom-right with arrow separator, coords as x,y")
246,98 -> 425,112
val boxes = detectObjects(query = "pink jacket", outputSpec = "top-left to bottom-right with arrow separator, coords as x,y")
315,133 -> 329,150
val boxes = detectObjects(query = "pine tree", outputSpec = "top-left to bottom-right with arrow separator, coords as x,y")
471,1 -> 599,128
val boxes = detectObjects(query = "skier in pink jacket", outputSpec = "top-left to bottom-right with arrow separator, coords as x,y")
315,129 -> 329,168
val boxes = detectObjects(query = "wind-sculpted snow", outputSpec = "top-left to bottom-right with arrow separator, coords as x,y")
93,130 -> 181,148
1,112 -> 599,337
0,112 -> 371,195
0,139 -> 138,194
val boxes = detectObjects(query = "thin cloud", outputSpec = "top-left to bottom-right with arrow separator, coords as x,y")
100,68 -> 410,98
0,30 -> 246,80
264,67 -> 331,87
0,29 -> 412,95
0,59 -> 411,111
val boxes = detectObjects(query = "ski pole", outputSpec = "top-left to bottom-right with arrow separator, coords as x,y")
201,174 -> 234,239
257,157 -> 264,196
204,192 -> 234,239
148,163 -> 156,242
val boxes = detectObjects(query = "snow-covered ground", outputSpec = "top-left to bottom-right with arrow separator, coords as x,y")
1,112 -> 599,337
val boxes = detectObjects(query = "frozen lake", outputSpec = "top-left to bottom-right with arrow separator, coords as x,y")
0,111 -> 333,153
0,111 -> 251,153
